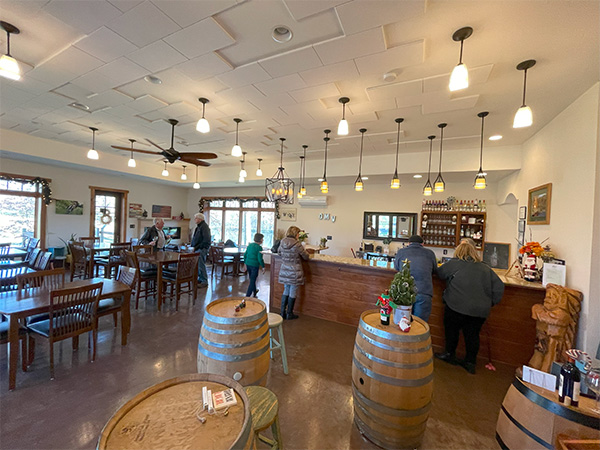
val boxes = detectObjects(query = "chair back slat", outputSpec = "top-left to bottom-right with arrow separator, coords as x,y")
34,251 -> 53,270
0,243 -> 10,257
17,268 -> 66,290
28,248 -> 42,266
124,251 -> 136,268
177,253 -> 199,281
49,283 -> 102,338
117,266 -> 137,288
133,244 -> 152,254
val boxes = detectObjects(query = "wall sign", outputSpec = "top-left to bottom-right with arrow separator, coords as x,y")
55,199 -> 83,215
152,204 -> 171,218
279,208 -> 297,222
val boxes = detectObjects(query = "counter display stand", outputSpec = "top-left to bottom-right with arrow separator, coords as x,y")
420,211 -> 486,249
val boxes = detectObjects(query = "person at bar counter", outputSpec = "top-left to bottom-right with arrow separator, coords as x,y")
139,218 -> 166,250
276,226 -> 310,320
244,233 -> 265,298
435,240 -> 505,374
393,235 -> 438,322
191,213 -> 211,288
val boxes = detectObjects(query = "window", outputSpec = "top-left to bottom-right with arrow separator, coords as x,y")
89,186 -> 128,245
363,212 -> 418,241
203,198 -> 277,249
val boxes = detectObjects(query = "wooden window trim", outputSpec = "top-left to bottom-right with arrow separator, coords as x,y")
89,187 -> 129,242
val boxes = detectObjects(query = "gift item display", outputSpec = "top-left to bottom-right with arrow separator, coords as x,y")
559,349 -> 582,407
376,290 -> 392,326
421,209 -> 486,248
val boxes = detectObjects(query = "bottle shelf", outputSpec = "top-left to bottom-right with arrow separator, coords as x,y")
421,211 -> 486,249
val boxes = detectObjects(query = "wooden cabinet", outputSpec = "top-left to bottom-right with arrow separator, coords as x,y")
420,211 -> 486,249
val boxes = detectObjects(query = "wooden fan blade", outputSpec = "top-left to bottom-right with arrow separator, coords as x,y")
146,139 -> 166,152
180,155 -> 211,167
180,152 -> 218,160
111,145 -> 161,155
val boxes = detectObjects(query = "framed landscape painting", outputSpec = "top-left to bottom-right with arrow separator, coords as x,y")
527,183 -> 552,225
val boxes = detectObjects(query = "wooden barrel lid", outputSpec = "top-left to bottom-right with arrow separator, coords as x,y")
360,309 -> 430,342
205,298 -> 265,324
98,373 -> 251,450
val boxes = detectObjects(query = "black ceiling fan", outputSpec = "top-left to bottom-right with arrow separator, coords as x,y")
111,119 -> 218,167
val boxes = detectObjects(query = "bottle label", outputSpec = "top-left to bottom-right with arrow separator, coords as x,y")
558,374 -> 564,398
573,381 -> 580,402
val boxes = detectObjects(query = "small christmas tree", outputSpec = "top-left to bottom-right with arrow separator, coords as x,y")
389,259 -> 417,308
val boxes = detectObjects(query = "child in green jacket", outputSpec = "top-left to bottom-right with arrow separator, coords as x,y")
244,233 -> 265,297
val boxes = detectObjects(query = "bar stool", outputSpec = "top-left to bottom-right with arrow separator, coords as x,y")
244,386 -> 283,450
268,313 -> 288,375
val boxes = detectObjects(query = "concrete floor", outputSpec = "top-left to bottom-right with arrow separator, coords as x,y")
0,269 -> 514,450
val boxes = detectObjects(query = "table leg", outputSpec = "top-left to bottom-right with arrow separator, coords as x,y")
8,315 -> 19,390
88,249 -> 95,279
121,290 -> 131,345
234,255 -> 240,276
157,264 -> 163,311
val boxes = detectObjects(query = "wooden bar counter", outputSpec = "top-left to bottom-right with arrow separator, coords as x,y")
269,254 -> 547,367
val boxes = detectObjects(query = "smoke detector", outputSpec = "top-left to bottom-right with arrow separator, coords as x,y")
383,72 -> 397,82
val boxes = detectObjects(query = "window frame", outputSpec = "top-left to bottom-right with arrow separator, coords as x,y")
363,211 -> 418,242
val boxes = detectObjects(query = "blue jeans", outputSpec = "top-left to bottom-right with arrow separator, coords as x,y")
197,248 -> 209,283
246,265 -> 260,297
412,294 -> 432,322
283,284 -> 297,297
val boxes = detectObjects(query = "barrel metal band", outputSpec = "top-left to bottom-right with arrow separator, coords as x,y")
231,417 -> 253,450
199,329 -> 269,349
360,318 -> 430,343
205,309 -> 264,324
353,356 -> 433,387
499,405 -> 552,450
352,383 -> 432,417
357,329 -> 431,353
354,414 -> 420,449
198,342 -> 270,362
202,319 -> 267,335
512,378 -> 600,430
354,343 -> 432,370
495,432 -> 510,450
354,399 -> 428,431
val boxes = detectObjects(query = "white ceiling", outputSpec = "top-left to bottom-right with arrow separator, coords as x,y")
0,0 -> 598,184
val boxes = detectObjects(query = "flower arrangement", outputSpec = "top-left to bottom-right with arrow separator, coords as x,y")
298,231 -> 309,242
389,260 -> 417,307
519,241 -> 544,256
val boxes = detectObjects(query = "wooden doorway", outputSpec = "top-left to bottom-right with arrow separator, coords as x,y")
89,187 -> 128,245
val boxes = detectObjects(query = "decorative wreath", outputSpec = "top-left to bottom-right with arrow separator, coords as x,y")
100,209 -> 112,225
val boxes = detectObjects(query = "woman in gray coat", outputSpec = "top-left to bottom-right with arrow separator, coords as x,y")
277,226 -> 310,319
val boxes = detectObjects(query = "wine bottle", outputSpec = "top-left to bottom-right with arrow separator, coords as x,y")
559,355 -> 581,407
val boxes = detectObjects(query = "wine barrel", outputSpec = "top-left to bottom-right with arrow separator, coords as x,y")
198,297 -> 270,386
352,310 -> 433,450
496,377 -> 600,450
97,373 -> 253,450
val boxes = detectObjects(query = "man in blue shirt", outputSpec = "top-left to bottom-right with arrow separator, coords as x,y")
393,235 -> 438,322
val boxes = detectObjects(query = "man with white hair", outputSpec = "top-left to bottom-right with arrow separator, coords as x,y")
191,212 -> 211,288
139,218 -> 166,250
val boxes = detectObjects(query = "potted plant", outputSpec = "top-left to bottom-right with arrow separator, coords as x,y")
382,237 -> 392,254
389,259 -> 417,329
320,237 -> 327,248
58,233 -> 77,264
298,231 -> 309,243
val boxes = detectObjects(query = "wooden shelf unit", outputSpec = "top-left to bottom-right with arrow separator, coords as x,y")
420,211 -> 486,249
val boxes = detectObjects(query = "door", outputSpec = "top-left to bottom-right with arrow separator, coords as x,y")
89,187 -> 128,245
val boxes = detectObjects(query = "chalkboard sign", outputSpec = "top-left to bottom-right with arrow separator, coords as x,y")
482,242 -> 510,270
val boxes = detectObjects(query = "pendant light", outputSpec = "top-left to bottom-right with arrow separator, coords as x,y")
181,165 -> 188,181
127,139 -> 136,167
320,130 -> 331,193
300,145 -> 307,196
513,60 -> 536,128
337,98 -> 350,135
354,128 -> 367,192
474,111 -> 488,189
193,165 -> 200,189
423,135 -> 435,196
256,158 -> 263,177
433,123 -> 447,192
87,127 -> 99,160
297,155 -> 305,199
196,98 -> 210,133
265,138 -> 295,203
0,21 -> 21,81
161,161 -> 169,177
391,118 -> 404,189
239,152 -> 247,178
449,27 -> 473,92
231,118 -> 243,157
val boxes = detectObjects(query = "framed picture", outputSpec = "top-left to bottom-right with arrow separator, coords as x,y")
482,242 -> 510,270
280,208 -> 297,222
518,219 -> 526,233
519,206 -> 527,220
152,204 -> 171,218
528,183 -> 552,225
129,202 -> 143,218
55,199 -> 83,215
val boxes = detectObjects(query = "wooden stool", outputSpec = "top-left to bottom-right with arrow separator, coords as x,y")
244,386 -> 283,450
268,313 -> 288,375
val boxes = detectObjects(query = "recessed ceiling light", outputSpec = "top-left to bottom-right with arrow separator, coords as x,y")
413,174 -> 423,178
69,102 -> 89,111
489,135 -> 502,141
272,26 -> 292,43
318,178 -> 324,182
144,75 -> 162,85
362,177 -> 368,180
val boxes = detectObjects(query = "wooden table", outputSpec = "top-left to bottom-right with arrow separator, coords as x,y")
2,248 -> 27,261
223,247 -> 245,276
0,277 -> 132,390
87,243 -> 112,278
137,251 -> 180,310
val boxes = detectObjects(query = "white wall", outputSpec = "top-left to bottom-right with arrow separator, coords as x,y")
498,83 -> 600,354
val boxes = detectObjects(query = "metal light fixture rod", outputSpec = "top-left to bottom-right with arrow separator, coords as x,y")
301,145 -> 307,192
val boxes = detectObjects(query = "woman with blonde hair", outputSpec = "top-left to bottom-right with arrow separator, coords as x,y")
435,241 -> 504,374
276,226 -> 310,319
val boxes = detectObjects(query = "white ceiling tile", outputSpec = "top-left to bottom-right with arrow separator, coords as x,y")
281,100 -> 323,117
164,17 -> 235,59
46,46 -> 106,77
422,95 -> 480,115
158,101 -> 198,118
175,53 -> 233,80
25,65 -> 78,90
254,74 -> 307,96
51,106 -> 92,121
0,85 -> 38,105
27,92 -> 73,110
107,1 -> 181,47
152,0 -> 236,28
248,92 -> 297,111
29,129 -> 62,139
468,64 -> 494,86
44,0 -> 123,34
288,83 -> 340,103
2,76 -> 52,96
366,79 -> 422,101
71,71 -> 118,93
347,98 -> 397,115
217,101 -> 260,116
94,57 -> 148,85
314,27 -> 385,65
52,83 -> 95,101
216,63 -> 271,89
103,104 -> 138,119
126,40 -> 187,73
137,110 -> 167,122
299,60 -> 360,86
129,95 -> 169,113
259,47 -> 323,79
355,40 -> 425,76
74,27 -> 139,63
282,0 -> 344,21
336,0 -> 426,35
85,90 -> 134,110
107,0 -> 144,13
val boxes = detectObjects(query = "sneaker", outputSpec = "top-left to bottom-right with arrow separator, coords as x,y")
253,289 -> 259,298
460,361 -> 477,374
434,352 -> 459,366
198,282 -> 209,288
287,312 -> 299,320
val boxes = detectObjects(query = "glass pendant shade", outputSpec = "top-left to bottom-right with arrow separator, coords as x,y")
256,168 -> 262,176
196,117 -> 209,133
423,182 -> 433,196
231,118 -> 243,156
513,105 -> 532,128
239,168 -> 247,178
181,173 -> 187,180
265,138 -> 295,204
297,191 -> 303,199
474,171 -> 486,189
434,176 -> 445,192
337,119 -> 348,136
0,54 -> 20,80
449,63 -> 468,91
128,155 -> 136,167
162,168 -> 169,176
300,186 -> 306,196
87,127 -> 99,160
193,182 -> 200,189
354,177 -> 363,192
391,174 -> 400,189
320,180 -> 328,193
238,176 -> 245,183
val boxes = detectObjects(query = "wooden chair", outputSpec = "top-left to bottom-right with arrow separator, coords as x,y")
133,244 -> 153,254
126,251 -> 156,309
27,282 -> 103,379
0,321 -> 31,373
0,266 -> 31,291
79,237 -> 103,276
17,268 -> 66,290
95,242 -> 131,279
68,242 -> 89,281
0,243 -> 10,260
162,253 -> 199,311
210,246 -> 234,279
33,251 -> 53,271
97,266 -> 136,329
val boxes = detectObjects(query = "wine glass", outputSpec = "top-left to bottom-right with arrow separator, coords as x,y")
585,367 -> 600,413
